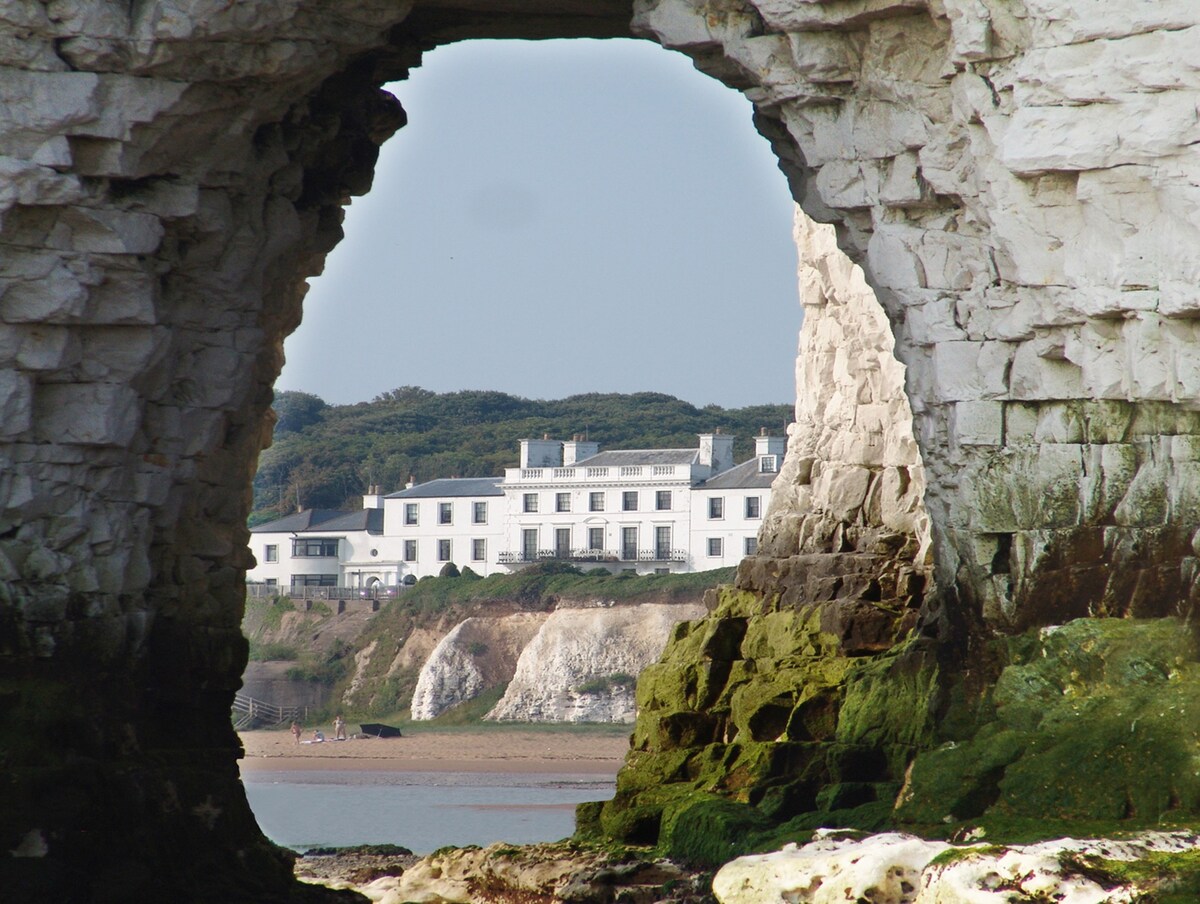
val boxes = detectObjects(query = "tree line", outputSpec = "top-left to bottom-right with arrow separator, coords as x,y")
252,386 -> 793,525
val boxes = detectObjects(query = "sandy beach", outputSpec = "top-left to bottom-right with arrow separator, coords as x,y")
238,727 -> 631,775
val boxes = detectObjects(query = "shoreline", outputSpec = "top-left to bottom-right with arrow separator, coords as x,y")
238,727 -> 629,776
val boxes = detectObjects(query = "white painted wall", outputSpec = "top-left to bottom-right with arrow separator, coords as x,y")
381,493 -> 506,580
247,440 -> 785,589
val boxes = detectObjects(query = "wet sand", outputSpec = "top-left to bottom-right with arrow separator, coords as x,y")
238,727 -> 630,776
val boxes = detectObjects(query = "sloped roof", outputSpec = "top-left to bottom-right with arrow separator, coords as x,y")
250,509 -> 350,533
386,477 -> 504,499
573,449 -> 698,468
698,457 -> 780,490
316,508 -> 384,533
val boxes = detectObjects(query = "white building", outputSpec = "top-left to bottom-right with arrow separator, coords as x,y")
381,477 -> 506,580
690,432 -> 785,568
247,504 -> 390,594
246,432 -> 786,591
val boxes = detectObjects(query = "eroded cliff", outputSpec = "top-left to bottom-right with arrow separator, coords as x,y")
5,0 -> 1200,896
486,602 -> 708,723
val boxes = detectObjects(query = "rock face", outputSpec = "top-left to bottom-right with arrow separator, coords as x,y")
4,0 -> 1200,895
712,830 -> 1200,904
410,612 -> 548,720
485,603 -> 707,723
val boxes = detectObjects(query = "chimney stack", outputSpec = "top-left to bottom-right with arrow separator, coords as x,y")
520,437 -> 563,468
698,432 -> 735,475
563,434 -> 600,466
755,430 -> 787,459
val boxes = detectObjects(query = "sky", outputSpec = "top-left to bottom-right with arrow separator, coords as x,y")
275,38 -> 801,410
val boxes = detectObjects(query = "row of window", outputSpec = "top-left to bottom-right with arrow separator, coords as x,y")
520,491 -> 762,518
404,500 -> 489,527
264,498 -> 763,565
707,537 -> 758,557
272,535 -> 758,578
708,496 -> 761,519
264,539 -> 340,561
400,538 -> 489,563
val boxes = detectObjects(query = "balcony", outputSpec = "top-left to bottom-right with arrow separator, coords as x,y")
497,547 -> 688,565
506,464 -> 684,484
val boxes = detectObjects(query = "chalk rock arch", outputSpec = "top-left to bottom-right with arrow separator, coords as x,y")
2,0 -> 1199,898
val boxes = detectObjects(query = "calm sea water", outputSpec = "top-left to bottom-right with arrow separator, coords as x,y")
243,770 -> 615,853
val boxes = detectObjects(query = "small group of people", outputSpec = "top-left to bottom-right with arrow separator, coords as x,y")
290,713 -> 348,744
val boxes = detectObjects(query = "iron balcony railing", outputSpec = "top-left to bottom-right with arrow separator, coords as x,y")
497,547 -> 688,565
245,584 -> 404,601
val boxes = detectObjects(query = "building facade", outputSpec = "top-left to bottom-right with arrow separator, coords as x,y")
246,433 -> 785,590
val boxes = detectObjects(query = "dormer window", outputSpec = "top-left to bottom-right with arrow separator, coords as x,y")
759,455 -> 778,473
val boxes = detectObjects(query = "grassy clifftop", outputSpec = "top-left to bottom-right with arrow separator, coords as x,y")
242,565 -> 735,721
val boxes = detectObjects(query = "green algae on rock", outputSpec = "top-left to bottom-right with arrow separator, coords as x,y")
583,583 -> 1200,865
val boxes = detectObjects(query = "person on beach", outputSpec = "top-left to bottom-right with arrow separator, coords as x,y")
290,721 -> 301,744
334,714 -> 346,741
312,729 -> 325,742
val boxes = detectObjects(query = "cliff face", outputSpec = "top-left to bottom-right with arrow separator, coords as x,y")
410,613 -> 548,720
486,603 -> 708,724
7,0 -> 1200,894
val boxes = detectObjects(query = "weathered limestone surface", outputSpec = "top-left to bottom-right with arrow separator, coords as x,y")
3,0 -> 1200,897
713,830 -> 1200,904
631,0 -> 1200,634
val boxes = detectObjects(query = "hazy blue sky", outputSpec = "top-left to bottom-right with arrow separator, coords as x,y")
276,38 -> 800,410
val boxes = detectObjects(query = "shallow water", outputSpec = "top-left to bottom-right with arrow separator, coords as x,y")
243,769 -> 615,853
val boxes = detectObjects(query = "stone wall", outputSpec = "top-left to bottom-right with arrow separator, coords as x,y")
3,0 -> 1200,896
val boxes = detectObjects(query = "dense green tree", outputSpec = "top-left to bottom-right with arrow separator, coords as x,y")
250,388 -> 793,523
271,390 -> 328,434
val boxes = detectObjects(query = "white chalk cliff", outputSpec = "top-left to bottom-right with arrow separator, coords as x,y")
409,612 -> 547,721
485,603 -> 707,724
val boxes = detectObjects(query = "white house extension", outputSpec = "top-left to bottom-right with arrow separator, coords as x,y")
247,432 -> 786,592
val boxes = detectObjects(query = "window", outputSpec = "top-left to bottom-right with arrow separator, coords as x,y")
745,496 -> 761,519
292,538 -> 338,557
555,492 -> 571,513
522,528 -> 538,560
291,574 -> 337,587
744,537 -> 758,555
263,544 -> 278,563
760,455 -> 778,473
472,539 -> 486,562
655,490 -> 671,511
708,497 -> 724,519
404,503 -> 418,525
622,491 -> 638,512
654,526 -> 671,559
437,539 -> 451,562
438,502 -> 452,525
588,527 -> 604,551
621,526 -> 638,561
523,493 -> 538,513
707,538 -> 723,557
589,492 -> 604,512
473,501 -> 487,524
555,528 -> 571,557
403,540 -> 417,562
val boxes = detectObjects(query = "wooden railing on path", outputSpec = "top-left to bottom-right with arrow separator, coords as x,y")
232,691 -> 303,730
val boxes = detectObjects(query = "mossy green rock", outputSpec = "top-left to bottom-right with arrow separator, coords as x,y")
896,618 -> 1200,831
590,582 -> 1200,863
595,587 -> 940,863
